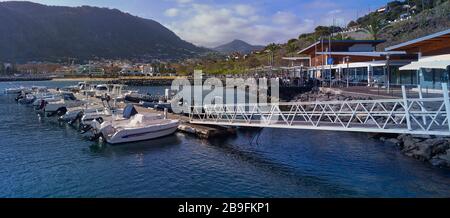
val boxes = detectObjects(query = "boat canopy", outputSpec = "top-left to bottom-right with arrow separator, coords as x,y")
123,104 -> 138,119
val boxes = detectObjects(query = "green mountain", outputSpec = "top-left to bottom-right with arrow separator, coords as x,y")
213,40 -> 264,54
0,1 -> 208,62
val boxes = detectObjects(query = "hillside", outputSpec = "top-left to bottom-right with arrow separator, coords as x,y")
213,40 -> 264,54
174,0 -> 450,75
0,1 -> 208,62
378,0 -> 450,49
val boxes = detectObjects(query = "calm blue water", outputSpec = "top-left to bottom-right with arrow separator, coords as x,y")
0,81 -> 450,198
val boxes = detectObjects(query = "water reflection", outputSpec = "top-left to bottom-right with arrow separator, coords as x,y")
1,81 -> 450,197
88,134 -> 182,157
206,129 -> 362,197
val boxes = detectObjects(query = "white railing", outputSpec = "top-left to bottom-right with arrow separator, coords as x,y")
189,84 -> 450,136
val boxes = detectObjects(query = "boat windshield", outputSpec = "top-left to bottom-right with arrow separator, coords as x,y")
96,86 -> 108,91
63,93 -> 77,101
123,104 -> 138,119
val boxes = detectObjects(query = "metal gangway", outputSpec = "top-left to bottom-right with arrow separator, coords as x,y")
189,84 -> 450,136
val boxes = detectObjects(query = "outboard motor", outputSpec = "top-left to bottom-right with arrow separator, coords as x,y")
68,111 -> 84,126
101,94 -> 112,109
35,100 -> 47,111
88,118 -> 107,141
15,92 -> 25,102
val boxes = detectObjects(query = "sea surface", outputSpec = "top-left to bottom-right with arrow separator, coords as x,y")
0,80 -> 450,197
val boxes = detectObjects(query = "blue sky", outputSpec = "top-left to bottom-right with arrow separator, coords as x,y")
17,0 -> 390,47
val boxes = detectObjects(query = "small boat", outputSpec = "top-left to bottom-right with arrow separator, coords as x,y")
141,101 -> 172,112
43,92 -> 85,116
59,105 -> 105,123
81,107 -> 122,126
31,86 -> 48,93
17,93 -> 36,105
5,87 -> 30,94
33,93 -> 63,108
91,105 -> 179,144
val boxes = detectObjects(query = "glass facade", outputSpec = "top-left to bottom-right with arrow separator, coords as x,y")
372,66 -> 385,84
342,67 -> 368,84
308,65 -> 422,87
419,67 -> 450,89
389,66 -> 417,85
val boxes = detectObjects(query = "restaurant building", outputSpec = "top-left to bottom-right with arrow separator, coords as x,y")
386,28 -> 450,90
298,39 -> 416,87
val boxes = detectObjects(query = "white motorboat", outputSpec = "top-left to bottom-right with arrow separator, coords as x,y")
43,92 -> 85,116
81,107 -> 123,126
31,86 -> 48,93
17,86 -> 50,105
4,87 -> 30,94
17,93 -> 37,105
91,105 -> 179,144
59,104 -> 106,123
33,93 -> 63,108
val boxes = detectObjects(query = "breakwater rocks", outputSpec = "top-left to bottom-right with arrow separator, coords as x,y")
0,77 -> 52,82
279,86 -> 313,101
111,79 -> 174,86
375,134 -> 450,168
292,87 -> 373,102
292,88 -> 450,168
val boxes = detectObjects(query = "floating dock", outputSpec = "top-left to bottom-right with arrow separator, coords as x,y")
135,106 -> 236,139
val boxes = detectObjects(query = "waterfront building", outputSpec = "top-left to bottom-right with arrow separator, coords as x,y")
298,40 -> 416,87
386,28 -> 450,90
77,64 -> 105,76
281,57 -> 310,78
139,64 -> 155,76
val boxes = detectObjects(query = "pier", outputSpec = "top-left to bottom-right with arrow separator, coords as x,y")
189,84 -> 450,136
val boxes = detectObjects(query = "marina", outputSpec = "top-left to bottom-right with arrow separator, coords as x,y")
1,80 -> 450,198
1,0 -> 450,208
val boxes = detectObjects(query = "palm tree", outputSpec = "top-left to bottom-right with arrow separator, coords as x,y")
332,33 -> 353,40
265,43 -> 279,52
286,42 -> 299,56
359,18 -> 388,40
265,43 -> 279,66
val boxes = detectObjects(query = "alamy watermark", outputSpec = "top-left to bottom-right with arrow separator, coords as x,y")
170,70 -> 280,114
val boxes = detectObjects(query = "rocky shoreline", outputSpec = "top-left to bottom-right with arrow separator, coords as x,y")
374,133 -> 450,167
0,77 -> 52,82
292,88 -> 450,168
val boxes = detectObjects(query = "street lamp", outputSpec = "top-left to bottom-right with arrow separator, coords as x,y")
345,56 -> 350,88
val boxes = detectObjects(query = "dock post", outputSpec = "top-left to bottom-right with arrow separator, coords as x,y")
165,88 -> 170,101
402,86 -> 412,130
417,85 -> 426,125
164,108 -> 168,119
441,83 -> 450,131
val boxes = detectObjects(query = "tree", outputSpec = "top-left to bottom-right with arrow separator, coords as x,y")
333,33 -> 353,40
287,38 -> 298,44
358,18 -> 388,40
286,42 -> 299,55
347,20 -> 358,28
245,56 -> 261,68
265,43 -> 280,52
314,26 -> 342,37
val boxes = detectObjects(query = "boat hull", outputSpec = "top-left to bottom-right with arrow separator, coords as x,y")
105,121 -> 179,144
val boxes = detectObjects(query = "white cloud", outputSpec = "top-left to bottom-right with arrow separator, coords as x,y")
175,0 -> 193,4
164,4 -> 316,47
234,4 -> 256,16
328,9 -> 342,15
273,11 -> 298,25
164,8 -> 180,17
